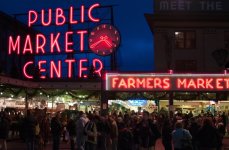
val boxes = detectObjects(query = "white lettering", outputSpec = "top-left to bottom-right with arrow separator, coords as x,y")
216,1 -> 222,11
160,1 -> 169,10
170,1 -> 177,10
178,1 -> 185,11
200,1 -> 223,11
159,0 -> 192,11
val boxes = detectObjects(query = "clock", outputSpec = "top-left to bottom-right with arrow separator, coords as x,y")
89,24 -> 120,56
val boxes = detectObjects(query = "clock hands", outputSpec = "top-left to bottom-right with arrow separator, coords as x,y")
90,38 -> 103,48
90,36 -> 113,49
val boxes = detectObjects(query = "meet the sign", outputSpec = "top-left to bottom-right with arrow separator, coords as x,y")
154,0 -> 229,12
106,73 -> 229,92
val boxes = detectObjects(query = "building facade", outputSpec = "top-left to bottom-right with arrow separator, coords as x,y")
146,0 -> 229,73
0,11 -> 37,78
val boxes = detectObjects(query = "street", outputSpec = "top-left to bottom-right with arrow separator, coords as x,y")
3,138 -> 229,150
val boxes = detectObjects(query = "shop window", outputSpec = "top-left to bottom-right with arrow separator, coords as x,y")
175,60 -> 197,72
175,31 -> 196,49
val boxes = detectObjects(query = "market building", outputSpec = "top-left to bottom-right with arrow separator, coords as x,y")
102,0 -> 229,115
146,0 -> 229,72
139,0 -> 229,114
1,0 -> 229,116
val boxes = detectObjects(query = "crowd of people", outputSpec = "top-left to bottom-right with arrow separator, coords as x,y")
0,108 -> 228,150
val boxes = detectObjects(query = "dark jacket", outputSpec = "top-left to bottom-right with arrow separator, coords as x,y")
197,125 -> 220,148
118,127 -> 133,150
67,119 -> 77,136
162,124 -> 172,145
51,117 -> 62,136
24,115 -> 36,138
136,120 -> 161,148
189,122 -> 200,142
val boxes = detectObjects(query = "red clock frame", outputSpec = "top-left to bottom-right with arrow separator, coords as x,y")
89,24 -> 121,56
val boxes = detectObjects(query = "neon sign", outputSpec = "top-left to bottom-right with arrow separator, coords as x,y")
7,4 -> 120,79
106,73 -> 229,91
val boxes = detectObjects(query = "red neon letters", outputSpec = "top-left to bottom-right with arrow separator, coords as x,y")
8,30 -> 88,55
23,61 -> 34,79
79,59 -> 88,78
28,4 -> 100,27
111,77 -> 170,90
23,58 -> 104,79
177,78 -> 214,89
108,76 -> 229,91
10,3 -> 106,80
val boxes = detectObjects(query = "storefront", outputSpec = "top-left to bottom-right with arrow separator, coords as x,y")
0,75 -> 101,112
102,72 -> 229,115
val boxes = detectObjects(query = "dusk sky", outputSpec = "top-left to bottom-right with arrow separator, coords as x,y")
0,0 -> 154,71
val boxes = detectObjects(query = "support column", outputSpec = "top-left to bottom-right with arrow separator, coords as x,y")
101,91 -> 108,116
215,92 -> 220,116
101,70 -> 108,116
25,88 -> 28,115
169,92 -> 174,117
52,97 -> 54,110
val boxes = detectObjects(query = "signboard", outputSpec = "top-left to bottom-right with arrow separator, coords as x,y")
8,4 -> 120,80
128,100 -> 147,106
154,0 -> 229,12
106,73 -> 229,92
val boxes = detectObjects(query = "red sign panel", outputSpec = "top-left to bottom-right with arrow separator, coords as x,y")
105,73 -> 229,91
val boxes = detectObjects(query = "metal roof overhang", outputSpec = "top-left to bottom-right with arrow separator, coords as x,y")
0,76 -> 101,90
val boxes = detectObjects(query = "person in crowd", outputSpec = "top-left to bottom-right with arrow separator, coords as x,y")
172,121 -> 192,150
76,111 -> 88,150
0,111 -> 10,150
51,112 -> 62,150
40,114 -> 50,148
118,118 -> 133,150
62,114 -> 68,142
188,117 -> 201,150
197,118 -> 220,150
95,115 -> 109,150
162,118 -> 173,150
132,115 -> 141,150
221,112 -> 227,129
188,111 -> 194,118
25,110 -> 37,150
67,116 -> 77,150
216,122 -> 225,150
84,114 -> 97,150
135,111 -> 161,150
108,115 -> 119,150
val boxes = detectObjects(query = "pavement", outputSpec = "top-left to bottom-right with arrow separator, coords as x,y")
2,137 -> 229,150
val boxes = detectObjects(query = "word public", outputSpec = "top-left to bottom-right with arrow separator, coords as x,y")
8,3 -> 105,79
106,73 -> 229,91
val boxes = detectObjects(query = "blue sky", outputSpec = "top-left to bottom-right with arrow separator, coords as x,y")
0,0 -> 154,71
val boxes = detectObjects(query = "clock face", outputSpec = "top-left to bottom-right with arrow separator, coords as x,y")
89,24 -> 120,56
